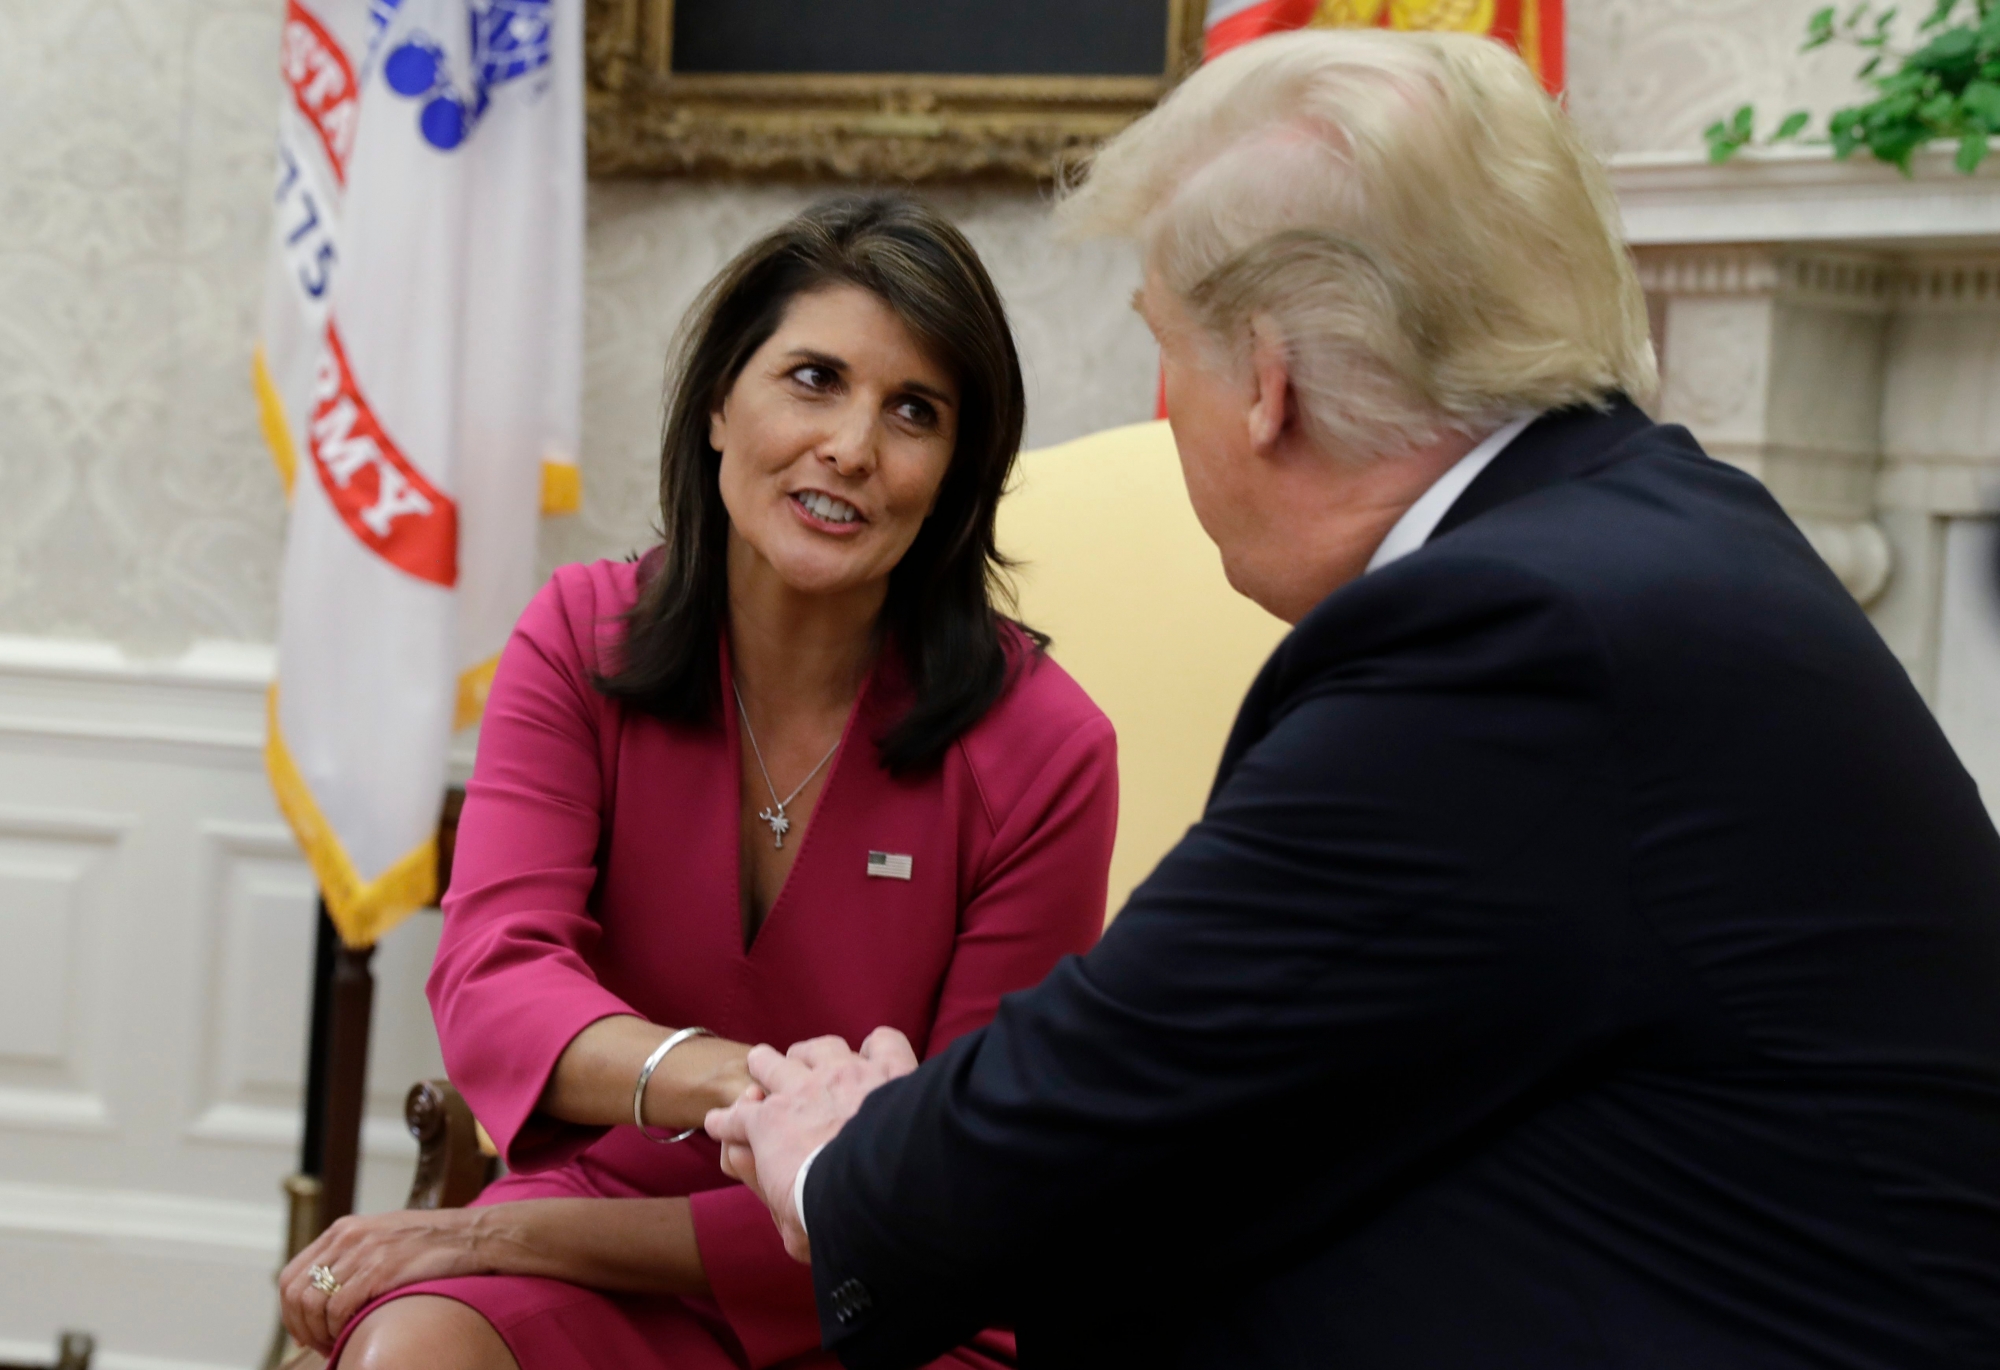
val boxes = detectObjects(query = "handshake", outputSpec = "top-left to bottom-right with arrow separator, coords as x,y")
704,1026 -> 920,1265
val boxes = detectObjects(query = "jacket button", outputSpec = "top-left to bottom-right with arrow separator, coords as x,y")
832,1278 -> 874,1324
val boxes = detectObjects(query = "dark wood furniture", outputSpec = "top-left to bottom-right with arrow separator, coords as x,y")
0,1333 -> 93,1370
403,1078 -> 500,1211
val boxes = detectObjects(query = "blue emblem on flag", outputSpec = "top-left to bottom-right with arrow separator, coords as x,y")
365,0 -> 407,65
384,0 -> 551,151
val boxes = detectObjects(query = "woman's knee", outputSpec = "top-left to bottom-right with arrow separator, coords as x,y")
336,1296 -> 517,1370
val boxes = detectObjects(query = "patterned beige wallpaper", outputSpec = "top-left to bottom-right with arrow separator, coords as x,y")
1566,0 -> 1881,157
0,0 -> 283,652
0,0 -> 1878,651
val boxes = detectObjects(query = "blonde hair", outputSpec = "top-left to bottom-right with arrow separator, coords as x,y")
1059,30 -> 1656,455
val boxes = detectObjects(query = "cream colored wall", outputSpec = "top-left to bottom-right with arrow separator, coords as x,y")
0,0 -> 283,655
1565,0 -> 1878,157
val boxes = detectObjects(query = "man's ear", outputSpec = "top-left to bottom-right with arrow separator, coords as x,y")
1246,317 -> 1291,455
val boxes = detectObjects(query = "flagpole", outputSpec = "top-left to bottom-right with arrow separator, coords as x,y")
320,932 -> 378,1225
264,900 -> 374,1370
300,902 -> 338,1183
283,899 -> 377,1246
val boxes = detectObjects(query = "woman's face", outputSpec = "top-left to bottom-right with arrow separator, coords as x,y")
712,284 -> 960,603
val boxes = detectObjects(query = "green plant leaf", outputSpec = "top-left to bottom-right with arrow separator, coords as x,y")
1910,25 -> 1981,75
1923,0 -> 1962,31
1703,111 -> 1754,163
1869,120 -> 1929,169
1703,119 -> 1733,162
1831,106 -> 1868,156
1732,103 -> 1756,137
1962,77 -> 2000,124
1758,0 -> 2000,174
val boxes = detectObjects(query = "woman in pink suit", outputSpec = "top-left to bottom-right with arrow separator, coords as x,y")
277,196 -> 1117,1370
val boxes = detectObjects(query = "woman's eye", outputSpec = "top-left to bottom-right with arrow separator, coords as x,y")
790,364 -> 837,390
893,398 -> 938,429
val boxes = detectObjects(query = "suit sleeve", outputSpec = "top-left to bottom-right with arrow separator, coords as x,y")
805,564 -> 1644,1369
693,708 -> 1118,1369
426,572 -> 638,1172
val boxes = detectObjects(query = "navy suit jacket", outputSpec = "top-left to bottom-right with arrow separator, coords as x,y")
804,400 -> 2000,1369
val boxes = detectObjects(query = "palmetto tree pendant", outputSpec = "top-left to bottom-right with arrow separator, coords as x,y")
759,805 -> 792,848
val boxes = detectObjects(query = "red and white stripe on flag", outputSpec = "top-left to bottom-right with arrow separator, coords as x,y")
257,0 -> 583,946
1202,0 -> 1565,95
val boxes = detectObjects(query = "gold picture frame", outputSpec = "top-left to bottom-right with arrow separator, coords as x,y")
585,0 -> 1209,180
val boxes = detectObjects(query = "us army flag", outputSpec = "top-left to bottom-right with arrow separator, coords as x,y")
1202,0 -> 1565,92
257,0 -> 583,947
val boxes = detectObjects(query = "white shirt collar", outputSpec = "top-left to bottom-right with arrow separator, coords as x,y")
1364,414 -> 1538,575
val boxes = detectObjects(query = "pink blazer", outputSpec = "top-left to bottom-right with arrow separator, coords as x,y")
428,558 -> 1118,1368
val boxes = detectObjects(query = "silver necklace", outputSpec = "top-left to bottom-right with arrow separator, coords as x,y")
732,679 -> 841,849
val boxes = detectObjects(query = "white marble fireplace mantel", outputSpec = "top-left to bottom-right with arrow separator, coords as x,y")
1608,146 -> 2000,703
1614,143 -> 2000,250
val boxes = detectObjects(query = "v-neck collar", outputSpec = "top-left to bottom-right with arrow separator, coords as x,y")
723,636 -> 897,955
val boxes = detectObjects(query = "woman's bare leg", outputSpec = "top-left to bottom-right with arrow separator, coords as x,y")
335,1296 -> 520,1370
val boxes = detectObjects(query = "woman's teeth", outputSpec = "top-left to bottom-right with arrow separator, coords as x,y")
797,491 -> 860,524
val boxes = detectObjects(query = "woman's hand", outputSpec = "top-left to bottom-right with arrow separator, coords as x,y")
278,1209 -> 491,1353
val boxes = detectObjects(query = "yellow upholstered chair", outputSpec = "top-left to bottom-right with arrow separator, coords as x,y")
998,420 -> 1289,918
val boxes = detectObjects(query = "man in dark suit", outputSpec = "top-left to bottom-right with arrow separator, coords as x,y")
707,29 -> 2000,1370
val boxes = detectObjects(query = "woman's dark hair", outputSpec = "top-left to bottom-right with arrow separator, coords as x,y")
595,193 -> 1041,774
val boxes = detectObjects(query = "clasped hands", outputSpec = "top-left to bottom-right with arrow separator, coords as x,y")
705,1025 -> 919,1263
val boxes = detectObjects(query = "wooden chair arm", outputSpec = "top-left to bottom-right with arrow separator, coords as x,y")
404,1079 -> 497,1210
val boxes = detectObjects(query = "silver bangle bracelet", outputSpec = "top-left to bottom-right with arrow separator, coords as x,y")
633,1025 -> 714,1143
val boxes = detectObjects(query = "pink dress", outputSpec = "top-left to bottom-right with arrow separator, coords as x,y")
328,558 -> 1118,1370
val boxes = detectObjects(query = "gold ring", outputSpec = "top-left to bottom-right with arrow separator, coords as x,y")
309,1264 -> 341,1296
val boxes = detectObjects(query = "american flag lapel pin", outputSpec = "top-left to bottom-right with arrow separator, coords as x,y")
866,850 -> 913,881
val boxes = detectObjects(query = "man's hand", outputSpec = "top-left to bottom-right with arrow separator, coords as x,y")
706,1026 -> 919,1262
